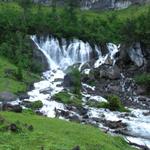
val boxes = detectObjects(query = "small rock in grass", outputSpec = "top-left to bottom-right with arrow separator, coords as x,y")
72,146 -> 80,150
9,123 -> 18,132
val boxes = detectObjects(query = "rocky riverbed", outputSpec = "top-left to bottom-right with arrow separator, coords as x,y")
1,35 -> 150,149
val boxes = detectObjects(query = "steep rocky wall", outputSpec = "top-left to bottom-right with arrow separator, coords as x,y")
32,0 -> 150,10
81,0 -> 150,10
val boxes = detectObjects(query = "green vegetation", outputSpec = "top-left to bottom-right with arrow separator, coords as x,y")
66,67 -> 82,96
86,100 -> 108,109
0,56 -> 40,93
0,1 -> 148,95
87,95 -> 128,112
0,111 -> 137,150
0,2 -> 149,41
30,100 -> 43,110
107,95 -> 128,112
53,91 -> 82,107
135,73 -> 150,93
135,73 -> 150,85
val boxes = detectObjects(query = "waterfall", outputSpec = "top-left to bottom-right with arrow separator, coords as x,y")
31,35 -> 96,70
31,35 -> 120,71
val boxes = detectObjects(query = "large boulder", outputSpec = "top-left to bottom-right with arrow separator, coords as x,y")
127,42 -> 145,67
2,103 -> 22,113
94,64 -> 121,80
0,92 -> 17,103
30,39 -> 49,72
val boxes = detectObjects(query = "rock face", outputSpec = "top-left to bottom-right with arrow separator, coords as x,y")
33,0 -> 150,10
127,42 -> 145,67
0,92 -> 17,103
31,40 -> 49,72
2,103 -> 22,113
94,64 -> 121,80
82,0 -> 150,10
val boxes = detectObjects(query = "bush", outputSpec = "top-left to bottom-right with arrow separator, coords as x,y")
107,95 -> 128,112
53,91 -> 82,107
86,100 -> 108,109
31,101 -> 43,110
16,66 -> 23,81
135,73 -> 150,86
66,67 -> 81,96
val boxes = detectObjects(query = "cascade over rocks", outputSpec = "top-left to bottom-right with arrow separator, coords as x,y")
10,34 -> 150,149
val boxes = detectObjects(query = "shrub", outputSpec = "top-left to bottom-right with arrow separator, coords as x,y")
16,66 -> 23,81
53,91 -> 82,107
86,100 -> 108,109
31,101 -> 43,110
66,67 -> 81,96
107,95 -> 128,112
135,73 -> 150,86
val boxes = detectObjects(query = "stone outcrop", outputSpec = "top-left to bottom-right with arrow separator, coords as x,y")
33,0 -> 150,10
31,40 -> 49,72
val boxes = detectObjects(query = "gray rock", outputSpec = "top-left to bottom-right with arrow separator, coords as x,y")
95,64 -> 121,80
104,120 -> 127,129
33,0 -> 150,10
128,42 -> 145,67
31,39 -> 49,72
2,103 -> 22,113
0,92 -> 17,102
68,115 -> 81,123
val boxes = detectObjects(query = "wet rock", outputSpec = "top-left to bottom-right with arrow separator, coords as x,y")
78,107 -> 88,116
32,43 -> 49,72
59,110 -> 70,117
68,115 -> 81,123
9,123 -> 18,132
2,103 -> 22,113
143,111 -> 150,116
136,85 -> 147,95
63,74 -> 75,90
18,93 -> 29,100
128,42 -> 145,67
22,100 -> 33,108
107,84 -> 121,93
91,117 -> 103,123
40,88 -> 52,94
104,120 -> 127,129
0,92 -> 17,102
94,64 -> 121,80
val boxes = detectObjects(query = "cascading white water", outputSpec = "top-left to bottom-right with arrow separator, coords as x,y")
31,35 -> 95,70
12,35 -> 150,148
31,35 -> 120,71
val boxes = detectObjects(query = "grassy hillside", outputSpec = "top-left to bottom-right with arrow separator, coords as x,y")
0,111 -> 137,150
0,57 -> 40,94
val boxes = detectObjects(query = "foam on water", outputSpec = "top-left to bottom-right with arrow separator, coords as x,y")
20,35 -> 149,148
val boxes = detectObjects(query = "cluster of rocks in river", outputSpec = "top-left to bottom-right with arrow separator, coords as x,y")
79,42 -> 150,110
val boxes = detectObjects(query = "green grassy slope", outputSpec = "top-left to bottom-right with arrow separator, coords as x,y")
0,112 -> 137,150
0,57 -> 40,94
